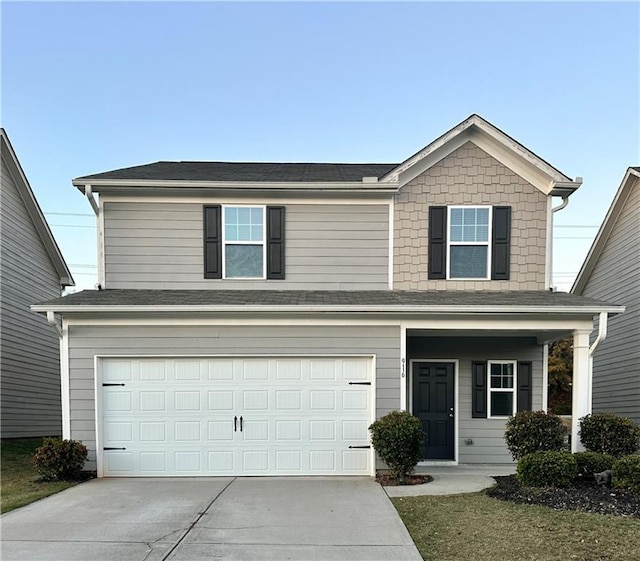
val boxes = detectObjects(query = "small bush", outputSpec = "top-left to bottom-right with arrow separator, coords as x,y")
517,451 -> 577,487
504,410 -> 567,460
612,455 -> 640,494
573,451 -> 615,480
32,437 -> 88,481
579,413 -> 640,458
369,411 -> 423,484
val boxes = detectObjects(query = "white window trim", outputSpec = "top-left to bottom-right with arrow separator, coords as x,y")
487,360 -> 517,419
446,205 -> 492,280
222,204 -> 267,280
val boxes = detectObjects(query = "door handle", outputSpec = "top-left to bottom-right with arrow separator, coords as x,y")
234,416 -> 238,432
240,416 -> 243,432
449,408 -> 454,418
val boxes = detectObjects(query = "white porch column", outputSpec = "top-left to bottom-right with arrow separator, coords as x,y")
571,330 -> 592,452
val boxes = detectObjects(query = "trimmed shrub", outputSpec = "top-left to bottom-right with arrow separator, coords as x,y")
579,413 -> 640,458
369,411 -> 423,483
612,455 -> 640,494
573,451 -> 615,480
32,437 -> 88,481
504,410 -> 567,460
517,451 -> 577,488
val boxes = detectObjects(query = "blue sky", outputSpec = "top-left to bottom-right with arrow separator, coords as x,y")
2,1 -> 639,291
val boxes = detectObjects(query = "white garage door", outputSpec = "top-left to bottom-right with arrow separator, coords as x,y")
99,357 -> 373,476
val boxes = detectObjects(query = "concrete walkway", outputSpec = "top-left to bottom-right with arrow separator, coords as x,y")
385,464 -> 517,497
1,477 -> 422,561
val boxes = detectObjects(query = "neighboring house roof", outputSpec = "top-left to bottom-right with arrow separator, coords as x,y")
71,115 -> 581,197
33,289 -> 623,314
0,129 -> 75,287
572,166 -> 640,294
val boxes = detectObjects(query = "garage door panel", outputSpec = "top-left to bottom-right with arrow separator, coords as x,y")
100,357 -> 372,476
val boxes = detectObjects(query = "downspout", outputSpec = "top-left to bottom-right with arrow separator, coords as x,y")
547,196 -> 570,290
85,184 -> 99,215
47,311 -> 63,338
585,311 -> 608,420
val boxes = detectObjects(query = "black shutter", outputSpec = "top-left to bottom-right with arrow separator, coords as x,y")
428,206 -> 447,279
472,361 -> 488,418
266,206 -> 285,279
203,205 -> 222,279
491,206 -> 511,280
517,361 -> 532,412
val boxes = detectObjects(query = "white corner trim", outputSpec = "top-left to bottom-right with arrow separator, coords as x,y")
400,324 -> 407,410
98,196 -> 106,288
542,343 -> 549,412
61,320 -> 71,439
545,196 -> 553,289
388,199 -> 394,290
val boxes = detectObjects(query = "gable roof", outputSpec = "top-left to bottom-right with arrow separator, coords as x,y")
71,115 -> 579,196
572,166 -> 640,294
380,114 -> 580,196
1,129 -> 74,287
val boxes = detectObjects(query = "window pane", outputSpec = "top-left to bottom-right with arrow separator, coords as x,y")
491,392 -> 513,416
490,363 -> 514,389
251,207 -> 263,223
225,224 -> 238,241
237,207 -> 251,224
450,246 -> 488,278
238,225 -> 251,241
225,207 -> 237,224
225,245 -> 263,278
450,208 -> 463,226
450,225 -> 463,242
251,225 -> 263,240
225,207 -> 264,242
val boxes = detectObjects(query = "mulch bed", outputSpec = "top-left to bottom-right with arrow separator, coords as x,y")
376,473 -> 433,486
487,475 -> 640,518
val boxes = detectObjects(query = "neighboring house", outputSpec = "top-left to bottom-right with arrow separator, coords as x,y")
1,129 -> 75,438
33,115 -> 622,477
572,167 -> 640,425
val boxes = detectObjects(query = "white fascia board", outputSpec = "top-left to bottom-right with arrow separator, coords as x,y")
73,179 -> 400,193
99,194 -> 392,205
31,304 -> 625,315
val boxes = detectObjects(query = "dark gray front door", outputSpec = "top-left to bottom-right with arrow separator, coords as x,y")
412,362 -> 455,460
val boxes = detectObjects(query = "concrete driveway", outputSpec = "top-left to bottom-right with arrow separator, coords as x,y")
1,477 -> 421,561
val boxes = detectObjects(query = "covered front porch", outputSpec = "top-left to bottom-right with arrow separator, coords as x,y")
399,311 -> 613,464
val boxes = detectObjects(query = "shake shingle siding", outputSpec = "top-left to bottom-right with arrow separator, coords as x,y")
0,160 -> 62,437
67,324 -> 401,470
103,202 -> 390,290
581,176 -> 640,424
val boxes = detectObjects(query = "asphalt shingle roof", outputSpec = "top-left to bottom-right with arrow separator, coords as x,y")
75,162 -> 399,183
37,289 -> 618,310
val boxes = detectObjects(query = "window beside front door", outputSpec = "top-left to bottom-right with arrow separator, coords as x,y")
488,360 -> 517,418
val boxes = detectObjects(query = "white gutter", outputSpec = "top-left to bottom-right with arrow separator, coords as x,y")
46,311 -> 63,338
32,304 -> 626,315
85,184 -> 99,215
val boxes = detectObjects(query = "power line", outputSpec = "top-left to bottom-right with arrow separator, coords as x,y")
50,224 -> 96,229
45,211 -> 94,217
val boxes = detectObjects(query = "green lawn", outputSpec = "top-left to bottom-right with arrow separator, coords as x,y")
1,438 -> 80,513
393,493 -> 640,561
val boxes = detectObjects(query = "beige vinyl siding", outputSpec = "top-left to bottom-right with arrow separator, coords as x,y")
0,162 -> 62,438
582,177 -> 640,425
394,141 -> 548,290
104,202 -> 389,290
408,336 -> 543,464
67,324 -> 400,470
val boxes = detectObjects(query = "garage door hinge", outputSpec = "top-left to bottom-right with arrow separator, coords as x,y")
348,445 -> 371,449
103,447 -> 126,451
348,382 -> 371,385
102,383 -> 126,387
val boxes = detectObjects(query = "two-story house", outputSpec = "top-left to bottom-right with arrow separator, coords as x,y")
34,115 -> 622,477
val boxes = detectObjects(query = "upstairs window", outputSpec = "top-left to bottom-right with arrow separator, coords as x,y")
448,206 -> 490,279
204,205 -> 285,280
224,207 -> 265,278
428,205 -> 511,281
